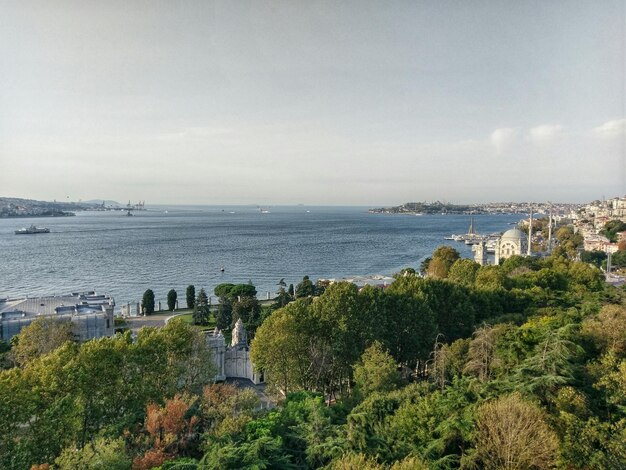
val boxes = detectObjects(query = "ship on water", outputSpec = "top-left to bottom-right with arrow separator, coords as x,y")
15,225 -> 50,235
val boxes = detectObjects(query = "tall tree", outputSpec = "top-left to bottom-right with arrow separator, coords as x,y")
215,300 -> 232,331
11,317 -> 74,366
353,342 -> 401,398
186,285 -> 196,309
142,289 -> 155,315
167,289 -> 177,311
193,289 -> 210,326
232,296 -> 261,334
295,275 -> 315,298
426,246 -> 460,279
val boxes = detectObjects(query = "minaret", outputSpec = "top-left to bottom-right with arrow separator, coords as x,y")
527,206 -> 533,256
547,204 -> 553,254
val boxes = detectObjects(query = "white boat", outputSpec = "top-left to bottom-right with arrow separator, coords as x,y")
15,225 -> 50,235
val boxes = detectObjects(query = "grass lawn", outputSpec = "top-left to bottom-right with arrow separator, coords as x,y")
176,312 -> 217,331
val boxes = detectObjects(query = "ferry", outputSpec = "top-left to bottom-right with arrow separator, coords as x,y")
15,225 -> 50,235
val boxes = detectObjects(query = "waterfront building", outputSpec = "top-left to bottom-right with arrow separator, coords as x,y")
494,228 -> 529,265
0,292 -> 115,342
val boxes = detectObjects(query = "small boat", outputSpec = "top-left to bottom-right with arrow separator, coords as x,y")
15,225 -> 50,235
220,266 -> 225,272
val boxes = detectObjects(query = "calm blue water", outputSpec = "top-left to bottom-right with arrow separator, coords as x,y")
0,206 -> 522,310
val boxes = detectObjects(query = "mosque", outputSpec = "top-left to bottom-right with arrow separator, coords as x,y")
206,318 -> 264,384
473,218 -> 533,266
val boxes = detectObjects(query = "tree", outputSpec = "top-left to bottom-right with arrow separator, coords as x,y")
132,394 -> 200,470
167,289 -> 177,311
384,276 -> 437,365
473,394 -> 559,470
463,324 -> 505,382
186,285 -> 195,309
448,258 -> 480,286
417,279 -> 476,342
214,283 -> 236,298
193,289 -> 210,326
600,219 -> 626,242
295,275 -> 315,298
580,250 -> 607,268
232,296 -> 261,334
229,283 -> 257,299
426,246 -> 460,279
11,317 -> 74,366
353,342 -> 401,398
215,301 -> 232,331
582,304 -> 626,355
142,289 -> 155,315
55,437 -> 131,470
250,300 -> 315,394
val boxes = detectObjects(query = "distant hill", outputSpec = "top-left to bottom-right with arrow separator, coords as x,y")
0,196 -> 106,218
83,199 -> 122,206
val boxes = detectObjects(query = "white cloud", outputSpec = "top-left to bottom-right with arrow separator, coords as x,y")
527,124 -> 564,143
592,118 -> 626,138
490,127 -> 521,155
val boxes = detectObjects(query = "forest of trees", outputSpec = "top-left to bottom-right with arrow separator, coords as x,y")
1,243 -> 625,469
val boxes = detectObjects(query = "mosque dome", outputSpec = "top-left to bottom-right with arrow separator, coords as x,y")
495,227 -> 529,264
500,228 -> 527,242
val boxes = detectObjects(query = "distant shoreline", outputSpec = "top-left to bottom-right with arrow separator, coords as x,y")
0,212 -> 75,219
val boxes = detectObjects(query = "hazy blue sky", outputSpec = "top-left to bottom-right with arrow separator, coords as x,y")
1,1 -> 624,205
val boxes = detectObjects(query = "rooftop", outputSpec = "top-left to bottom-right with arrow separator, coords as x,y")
0,292 -> 114,319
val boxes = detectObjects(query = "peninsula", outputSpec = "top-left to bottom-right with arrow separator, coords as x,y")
370,201 -> 579,215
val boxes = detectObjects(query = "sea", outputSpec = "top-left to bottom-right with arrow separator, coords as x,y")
0,206 -> 522,311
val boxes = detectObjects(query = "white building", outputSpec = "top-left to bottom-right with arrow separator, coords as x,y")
0,292 -> 115,343
494,228 -> 529,265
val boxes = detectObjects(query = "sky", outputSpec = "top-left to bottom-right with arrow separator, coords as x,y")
0,1 -> 624,205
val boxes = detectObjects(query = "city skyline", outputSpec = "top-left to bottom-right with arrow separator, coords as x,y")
1,1 -> 624,205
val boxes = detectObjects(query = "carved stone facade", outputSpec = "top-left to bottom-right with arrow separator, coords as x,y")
206,318 -> 264,384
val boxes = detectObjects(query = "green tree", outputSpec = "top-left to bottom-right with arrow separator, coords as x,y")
229,283 -> 257,299
193,288 -> 210,326
295,275 -> 315,298
583,304 -> 626,355
167,289 -> 177,311
353,342 -> 401,398
215,301 -> 232,331
580,250 -> 607,268
448,258 -> 480,286
417,278 -> 476,342
142,289 -> 155,315
385,276 -> 437,364
232,295 -> 261,334
251,300 -> 316,394
185,284 -> 195,309
419,257 -> 432,275
555,225 -> 584,258
274,279 -> 292,308
11,317 -> 74,366
600,219 -> 626,242
55,437 -> 131,470
513,323 -> 583,402
426,246 -> 460,279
